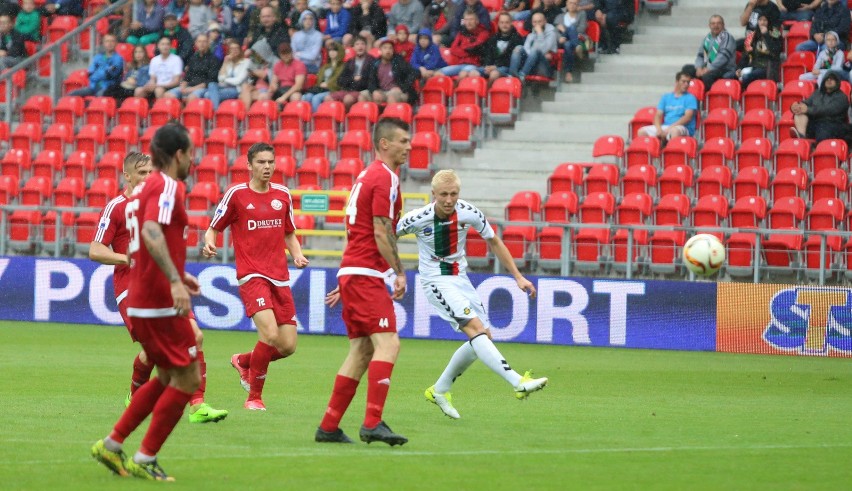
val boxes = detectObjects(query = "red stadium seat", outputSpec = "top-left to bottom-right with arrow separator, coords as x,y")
537,226 -> 567,270
592,135 -> 625,165
313,100 -> 346,133
548,162 -> 583,194
414,103 -> 448,134
692,195 -> 729,240
785,21 -> 811,55
698,137 -> 735,170
248,100 -> 280,130
455,77 -> 488,107
542,191 -> 578,223
345,102 -> 379,132
625,136 -> 660,169
739,109 -> 775,141
770,167 -> 808,201
74,212 -> 102,247
54,177 -> 85,206
238,128 -> 272,156
305,130 -> 338,160
487,76 -> 522,125
95,151 -> 125,180
501,226 -> 536,267
338,130 -> 372,161
182,98 -> 213,131
195,154 -> 228,185
139,125 -> 162,152
42,123 -> 74,155
583,164 -> 619,196
84,96 -> 117,128
65,151 -> 95,180
505,190 -> 542,222
706,79 -> 741,112
733,166 -> 769,201
325,184 -> 351,225
21,95 -> 53,124
86,178 -> 118,208
628,106 -> 657,139
776,111 -> 795,144
380,103 -> 413,123
811,138 -> 848,174
228,156 -> 250,184
1,149 -> 31,180
658,164 -> 693,198
187,182 -> 220,211
8,210 -> 41,252
811,168 -> 847,202
421,75 -> 454,106
205,127 -> 238,157
742,79 -> 777,113
781,51 -> 815,85
11,122 -> 42,152
296,157 -> 331,187
149,98 -> 181,127
687,78 -> 705,106
106,125 -> 139,154
773,138 -> 810,172
0,175 -> 19,205
808,197 -> 846,230
274,156 -> 297,185
730,195 -> 767,228
215,99 -> 246,131
612,192 -> 653,269
734,137 -> 772,172
75,124 -> 107,156
272,128 -> 304,158
574,192 -> 615,266
31,150 -> 62,180
702,108 -> 738,141
621,165 -> 657,196
696,165 -> 732,200
331,158 -> 364,188
448,104 -> 482,150
661,136 -> 697,168
62,69 -> 89,95
779,80 -> 814,113
409,131 -> 440,177
21,176 -> 53,205
116,97 -> 149,128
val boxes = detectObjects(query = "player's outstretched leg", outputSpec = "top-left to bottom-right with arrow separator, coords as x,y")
359,421 -> 408,446
514,370 -> 549,400
425,385 -> 460,419
91,439 -> 129,477
187,351 -> 229,423
468,333 -> 549,398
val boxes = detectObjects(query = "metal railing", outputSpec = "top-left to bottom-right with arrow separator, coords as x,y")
0,0 -> 133,123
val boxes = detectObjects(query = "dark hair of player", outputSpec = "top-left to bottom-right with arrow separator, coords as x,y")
373,118 -> 410,150
149,123 -> 191,169
247,142 -> 275,163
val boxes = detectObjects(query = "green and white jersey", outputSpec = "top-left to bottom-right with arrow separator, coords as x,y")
397,199 -> 494,277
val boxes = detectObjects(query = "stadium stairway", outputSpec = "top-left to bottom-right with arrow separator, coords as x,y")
449,0 -> 746,220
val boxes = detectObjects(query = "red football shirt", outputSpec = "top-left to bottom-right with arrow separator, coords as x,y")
339,160 -> 401,277
126,171 -> 189,316
94,194 -> 130,302
209,182 -> 297,284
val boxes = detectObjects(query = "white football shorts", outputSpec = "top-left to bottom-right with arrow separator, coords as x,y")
421,275 -> 488,331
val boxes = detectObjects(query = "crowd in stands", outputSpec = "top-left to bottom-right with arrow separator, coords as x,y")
0,0 -> 640,113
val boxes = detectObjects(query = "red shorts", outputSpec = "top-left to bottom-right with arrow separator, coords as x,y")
339,275 -> 397,339
238,277 -> 297,326
117,299 -> 137,342
130,315 -> 197,369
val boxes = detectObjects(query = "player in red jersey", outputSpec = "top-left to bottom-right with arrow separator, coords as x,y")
316,118 -> 410,446
91,123 -> 201,482
202,142 -> 309,411
89,152 -> 227,424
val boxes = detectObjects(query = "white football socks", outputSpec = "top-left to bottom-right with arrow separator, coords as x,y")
470,334 -> 522,387
434,342 -> 478,393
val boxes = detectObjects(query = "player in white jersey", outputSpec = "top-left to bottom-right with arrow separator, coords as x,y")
397,170 -> 549,419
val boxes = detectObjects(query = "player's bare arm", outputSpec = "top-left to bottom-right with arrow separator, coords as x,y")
142,220 -> 191,314
88,241 -> 129,265
202,228 -> 219,258
374,216 -> 406,299
183,272 -> 201,296
487,236 -> 537,299
284,232 -> 310,268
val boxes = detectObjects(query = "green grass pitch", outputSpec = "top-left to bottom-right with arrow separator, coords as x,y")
1,321 -> 851,490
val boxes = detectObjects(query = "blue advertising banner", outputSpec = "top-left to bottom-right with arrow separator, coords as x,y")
0,256 -> 717,351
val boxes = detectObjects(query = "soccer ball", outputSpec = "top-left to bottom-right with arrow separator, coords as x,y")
682,234 -> 726,276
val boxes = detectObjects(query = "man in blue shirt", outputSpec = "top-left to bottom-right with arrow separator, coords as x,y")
638,71 -> 699,141
70,34 -> 125,97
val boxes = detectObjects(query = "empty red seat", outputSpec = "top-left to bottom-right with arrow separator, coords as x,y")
205,127 -> 238,157
612,192 -> 653,268
661,136 -> 697,168
84,97 -> 117,128
74,212 -> 102,246
21,95 -> 53,124
54,176 -> 85,206
542,191 -> 578,223
0,175 -> 19,205
487,76 -> 522,124
228,155 -> 250,183
331,158 -> 364,188
774,138 -> 810,172
238,128 -> 272,156
106,125 -> 139,154
735,137 -> 772,172
501,226 -> 536,266
658,164 -> 693,197
248,100 -> 280,130
421,75 -> 453,106
139,125 -> 161,152
95,151 -> 124,180
706,79 -> 741,112
345,101 -> 379,132
692,195 -> 729,240
187,182 -> 220,211
548,162 -> 583,194
272,128 -> 304,158
42,123 -> 74,156
621,165 -> 657,196
31,150 -> 63,179
583,164 -> 619,196
413,103 -> 447,134
537,226 -> 566,269
455,77 -> 488,107
592,135 -> 625,165
811,138 -> 848,174
625,136 -> 660,169
274,155 -> 297,185
65,151 -> 95,180
702,108 -> 738,140
733,166 -> 769,200
808,197 -> 846,230
339,130 -> 372,160
811,168 -> 847,202
305,130 -> 338,159
448,104 -> 482,150
696,165 -> 732,199
785,21 -> 812,55
181,98 -> 213,131
9,210 -> 41,251
76,124 -> 107,155
21,176 -> 53,205
505,190 -> 542,222
771,167 -> 808,201
86,178 -> 118,207
1,149 -> 31,180
117,97 -> 149,127
296,157 -> 331,187
781,51 -> 815,85
409,131 -> 440,176
380,103 -> 414,123
215,99 -> 246,130
149,98 -> 181,127
742,79 -> 777,113
313,100 -> 346,133
11,122 -> 42,152
574,192 -> 615,265
698,136 -> 735,170
195,154 -> 228,184
740,109 -> 775,141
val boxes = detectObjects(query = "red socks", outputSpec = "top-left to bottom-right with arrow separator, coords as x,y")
190,350 -> 206,407
130,353 -> 154,395
110,377 -> 167,444
319,375 -> 359,432
364,361 -> 394,429
140,385 -> 193,456
248,341 -> 280,401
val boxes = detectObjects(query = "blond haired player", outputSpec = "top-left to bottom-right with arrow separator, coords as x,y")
397,170 -> 548,419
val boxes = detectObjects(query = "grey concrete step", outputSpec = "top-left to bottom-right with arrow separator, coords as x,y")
578,71 -> 677,86
590,61 -> 684,75
561,83 -> 671,94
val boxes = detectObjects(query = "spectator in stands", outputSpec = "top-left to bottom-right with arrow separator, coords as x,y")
288,0 -> 316,37
739,0 -> 781,51
423,0 -> 456,46
555,0 -> 587,84
638,71 -> 699,141
165,0 -> 189,21
790,70 -> 849,142
510,12 -> 556,83
165,33 -> 221,101
411,27 -> 448,79
161,12 -> 194,62
324,0 -> 351,43
736,12 -> 782,88
364,37 -> 417,103
41,0 -> 83,18
577,0 -> 597,21
303,40 -> 344,111
346,0 -> 387,48
0,14 -> 25,70
245,0 -> 269,36
246,6 -> 290,55
503,0 -> 530,22
309,0 -> 328,16
800,30 -> 843,84
105,45 -> 151,104
0,0 -> 18,18
211,0 -> 233,32
240,52 -> 274,109
271,42 -> 307,103
204,39 -> 249,108
482,12 -> 524,84
388,0 -> 424,38
694,15 -> 737,89
70,34 -> 125,97
524,0 -> 561,33
595,0 -> 627,54
208,22 -> 226,61
796,0 -> 848,52
188,0 -> 214,39
776,0 -> 821,22
228,3 -> 250,44
127,0 -> 165,46
450,0 -> 489,42
137,36 -> 184,99
14,0 -> 41,43
440,9 -> 488,78
393,25 -> 415,61
292,10 -> 323,72
328,35 -> 374,109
